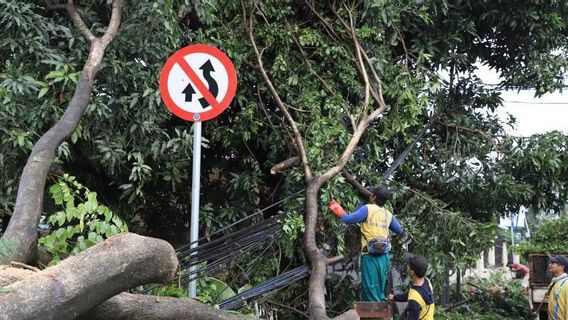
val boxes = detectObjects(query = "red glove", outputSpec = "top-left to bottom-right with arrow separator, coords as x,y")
328,200 -> 346,218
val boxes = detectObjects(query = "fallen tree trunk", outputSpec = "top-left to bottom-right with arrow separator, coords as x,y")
78,292 -> 241,320
0,266 -> 35,286
0,233 -> 178,320
1,269 -> 242,320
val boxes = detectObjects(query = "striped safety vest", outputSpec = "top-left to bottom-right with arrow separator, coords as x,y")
548,277 -> 568,320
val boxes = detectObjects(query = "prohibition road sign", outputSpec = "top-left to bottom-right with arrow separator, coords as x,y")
159,44 -> 237,122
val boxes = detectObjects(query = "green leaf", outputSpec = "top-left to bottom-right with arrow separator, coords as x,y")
0,286 -> 13,293
37,87 -> 48,98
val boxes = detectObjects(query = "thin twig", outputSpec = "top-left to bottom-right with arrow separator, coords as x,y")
303,0 -> 340,41
393,25 -> 411,66
435,119 -> 499,150
361,50 -> 386,108
331,4 -> 388,122
243,0 -> 313,180
265,299 -> 309,318
285,19 -> 335,94
10,261 -> 40,272
344,5 -> 370,119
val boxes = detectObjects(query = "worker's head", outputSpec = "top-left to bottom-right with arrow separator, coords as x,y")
549,255 -> 568,276
370,186 -> 391,206
406,255 -> 428,279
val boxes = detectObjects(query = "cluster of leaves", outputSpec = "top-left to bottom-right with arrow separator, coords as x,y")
151,276 -> 255,318
0,238 -> 19,262
39,174 -> 128,265
392,187 -> 499,288
517,211 -> 568,256
437,270 -> 532,320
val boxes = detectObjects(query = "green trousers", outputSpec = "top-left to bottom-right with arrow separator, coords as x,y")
360,253 -> 391,301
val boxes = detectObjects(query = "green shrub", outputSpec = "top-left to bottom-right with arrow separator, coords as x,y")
38,174 -> 128,265
436,270 -> 532,320
517,213 -> 568,256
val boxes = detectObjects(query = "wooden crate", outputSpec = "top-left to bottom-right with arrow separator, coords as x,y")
353,301 -> 393,319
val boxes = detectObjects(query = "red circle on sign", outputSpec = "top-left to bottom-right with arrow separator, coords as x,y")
159,44 -> 237,122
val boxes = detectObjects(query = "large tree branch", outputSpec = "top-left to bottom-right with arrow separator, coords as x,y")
101,0 -> 126,46
244,2 -> 312,180
0,233 -> 178,320
0,237 -> 238,320
270,156 -> 300,175
66,0 -> 96,42
341,168 -> 372,199
79,293 -> 240,320
1,0 -> 126,264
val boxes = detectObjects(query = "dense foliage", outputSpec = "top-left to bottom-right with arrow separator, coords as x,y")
39,174 -> 128,265
437,271 -> 532,320
517,211 -> 568,256
2,0 -> 568,317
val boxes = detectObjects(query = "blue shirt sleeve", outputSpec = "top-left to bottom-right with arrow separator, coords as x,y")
389,215 -> 403,234
341,205 -> 368,224
394,290 -> 409,302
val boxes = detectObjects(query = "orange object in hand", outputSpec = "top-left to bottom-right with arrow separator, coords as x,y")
328,200 -> 346,218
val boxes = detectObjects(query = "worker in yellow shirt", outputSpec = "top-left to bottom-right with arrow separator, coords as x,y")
548,255 -> 568,320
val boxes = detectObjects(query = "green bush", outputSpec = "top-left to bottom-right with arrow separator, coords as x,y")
436,270 -> 532,320
517,213 -> 568,256
38,174 -> 128,265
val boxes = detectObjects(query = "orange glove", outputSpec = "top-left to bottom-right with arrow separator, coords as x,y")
328,200 -> 346,218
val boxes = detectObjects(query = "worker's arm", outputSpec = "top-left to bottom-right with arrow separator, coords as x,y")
389,215 -> 403,234
520,264 -> 530,275
340,205 -> 369,224
403,301 -> 422,320
392,291 -> 409,302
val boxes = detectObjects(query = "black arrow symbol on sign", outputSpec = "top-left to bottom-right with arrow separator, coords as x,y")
198,60 -> 218,108
182,82 -> 196,102
181,60 -> 219,108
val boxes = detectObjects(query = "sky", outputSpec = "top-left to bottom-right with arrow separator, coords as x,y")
475,65 -> 568,136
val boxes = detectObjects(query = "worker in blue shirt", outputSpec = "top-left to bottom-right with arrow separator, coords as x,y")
328,186 -> 403,301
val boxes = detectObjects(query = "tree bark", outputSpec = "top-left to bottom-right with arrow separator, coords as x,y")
304,178 -> 333,319
0,266 -> 35,286
270,156 -> 300,175
341,168 -> 372,199
0,266 -> 241,320
0,233 -> 178,320
0,0 -> 126,264
78,293 -> 241,320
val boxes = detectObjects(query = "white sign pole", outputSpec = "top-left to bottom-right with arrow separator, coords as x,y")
188,120 -> 202,298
